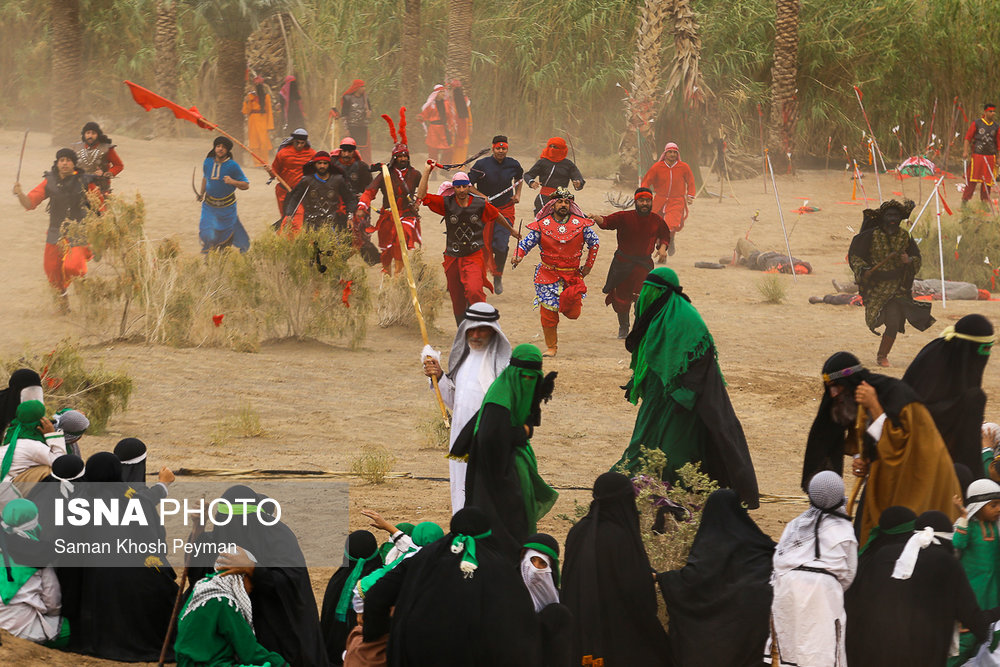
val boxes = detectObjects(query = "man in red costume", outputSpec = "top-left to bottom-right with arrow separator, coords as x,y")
267,128 -> 315,235
338,79 -> 372,162
962,103 -> 1000,204
592,187 -> 671,338
71,122 -> 123,193
641,141 -> 695,255
512,187 -> 599,357
419,84 -> 455,165
13,148 -> 101,307
525,137 -> 585,215
447,80 -> 472,165
417,165 -> 521,324
355,109 -> 422,274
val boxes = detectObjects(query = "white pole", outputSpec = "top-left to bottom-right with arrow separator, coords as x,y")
765,149 -> 797,282
909,175 -> 946,232
870,139 -> 883,203
935,186 -> 947,309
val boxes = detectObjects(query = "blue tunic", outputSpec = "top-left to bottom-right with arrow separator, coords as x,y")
200,157 -> 250,253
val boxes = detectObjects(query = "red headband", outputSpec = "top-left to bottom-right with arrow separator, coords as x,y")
493,141 -> 508,149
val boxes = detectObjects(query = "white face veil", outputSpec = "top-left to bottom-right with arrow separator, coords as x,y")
521,549 -> 559,612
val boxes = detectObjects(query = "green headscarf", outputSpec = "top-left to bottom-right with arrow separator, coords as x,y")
1,400 -> 47,481
0,499 -> 42,604
334,544 -> 380,622
858,519 -> 916,555
358,521 -> 445,598
628,267 -> 717,404
475,344 -> 543,431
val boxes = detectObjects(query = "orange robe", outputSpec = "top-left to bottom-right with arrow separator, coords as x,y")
242,91 -> 274,166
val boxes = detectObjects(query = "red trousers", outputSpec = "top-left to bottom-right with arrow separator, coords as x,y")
376,212 -> 421,272
44,243 -> 91,290
443,252 -> 491,319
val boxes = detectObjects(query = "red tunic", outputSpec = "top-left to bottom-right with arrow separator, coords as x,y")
641,160 -> 695,231
597,210 -> 670,312
519,214 -> 599,284
358,166 -> 423,270
271,144 -> 316,212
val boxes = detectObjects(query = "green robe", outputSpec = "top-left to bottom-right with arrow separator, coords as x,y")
950,518 -> 1000,665
174,598 -> 287,667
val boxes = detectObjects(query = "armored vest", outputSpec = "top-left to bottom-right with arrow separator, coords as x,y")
443,195 -> 487,257
71,141 -> 112,175
302,175 -> 346,229
342,93 -> 368,126
43,170 -> 91,244
973,117 -> 999,156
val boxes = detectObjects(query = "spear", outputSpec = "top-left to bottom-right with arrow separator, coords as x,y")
381,164 -> 450,427
853,85 -> 887,197
757,103 -> 767,193
764,148 -> 797,282
825,136 -> 832,175
942,97 -> 959,173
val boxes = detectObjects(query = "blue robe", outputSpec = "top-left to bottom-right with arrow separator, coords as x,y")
200,157 -> 250,253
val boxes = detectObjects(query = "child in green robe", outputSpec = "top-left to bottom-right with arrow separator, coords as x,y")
174,547 -> 287,667
951,478 -> 1000,665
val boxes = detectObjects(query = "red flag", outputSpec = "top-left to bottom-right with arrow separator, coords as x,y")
853,85 -> 863,102
212,314 -> 224,327
124,81 -> 214,129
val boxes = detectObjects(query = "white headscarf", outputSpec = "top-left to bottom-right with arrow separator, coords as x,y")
521,549 -> 559,612
891,526 -> 953,580
445,303 -> 511,390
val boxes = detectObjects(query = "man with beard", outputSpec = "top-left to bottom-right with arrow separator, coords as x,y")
422,302 -> 512,514
335,138 -> 372,211
591,187 -> 671,338
802,351 -> 960,544
962,103 -> 1000,204
13,148 -> 100,303
281,151 -> 353,233
512,187 -> 599,357
197,136 -> 250,253
417,165 -> 517,322
903,315 -> 995,477
451,344 -> 558,555
356,110 -> 422,274
525,137 -> 585,215
641,142 -> 695,256
267,128 -> 315,234
848,199 -> 934,366
70,122 -> 123,192
469,135 -> 524,295
338,80 -> 372,162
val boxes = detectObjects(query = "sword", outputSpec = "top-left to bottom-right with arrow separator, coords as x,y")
15,130 -> 28,184
511,219 -> 523,269
191,166 -> 204,201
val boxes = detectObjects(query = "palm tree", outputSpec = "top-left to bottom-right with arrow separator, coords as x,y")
400,0 -> 421,108
154,0 -> 179,138
769,0 -> 800,168
660,0 -> 710,188
51,0 -> 82,145
445,0 -> 471,89
618,0 -> 669,184
189,0 -> 298,142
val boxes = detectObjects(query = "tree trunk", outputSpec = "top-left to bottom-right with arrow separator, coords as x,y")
50,0 -> 82,145
445,0 -> 472,91
247,14 -> 289,87
618,0 -> 669,185
216,37 -> 248,145
769,0 -> 800,170
154,0 -> 179,138
400,0 -> 421,109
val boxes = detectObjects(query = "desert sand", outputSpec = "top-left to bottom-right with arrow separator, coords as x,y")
0,128 -> 992,664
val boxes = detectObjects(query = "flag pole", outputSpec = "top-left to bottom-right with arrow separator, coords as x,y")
935,186 -> 947,309
381,164 -> 451,427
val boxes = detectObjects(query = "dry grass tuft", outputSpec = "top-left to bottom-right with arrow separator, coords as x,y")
1,340 -> 133,433
756,274 -> 787,304
374,250 -> 447,331
350,445 -> 397,485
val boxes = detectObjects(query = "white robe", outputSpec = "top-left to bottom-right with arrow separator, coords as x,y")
438,348 -> 491,514
0,566 -> 62,642
768,510 -> 858,667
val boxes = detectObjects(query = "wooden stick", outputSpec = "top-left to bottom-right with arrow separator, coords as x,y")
846,473 -> 866,519
158,520 -> 205,666
381,164 -> 451,428
15,130 -> 28,184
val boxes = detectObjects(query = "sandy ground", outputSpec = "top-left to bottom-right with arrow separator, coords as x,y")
0,129 -> 994,664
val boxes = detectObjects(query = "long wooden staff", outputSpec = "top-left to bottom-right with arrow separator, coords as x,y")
381,164 -> 451,427
847,472 -> 867,519
15,130 -> 28,183
158,518 -> 206,666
